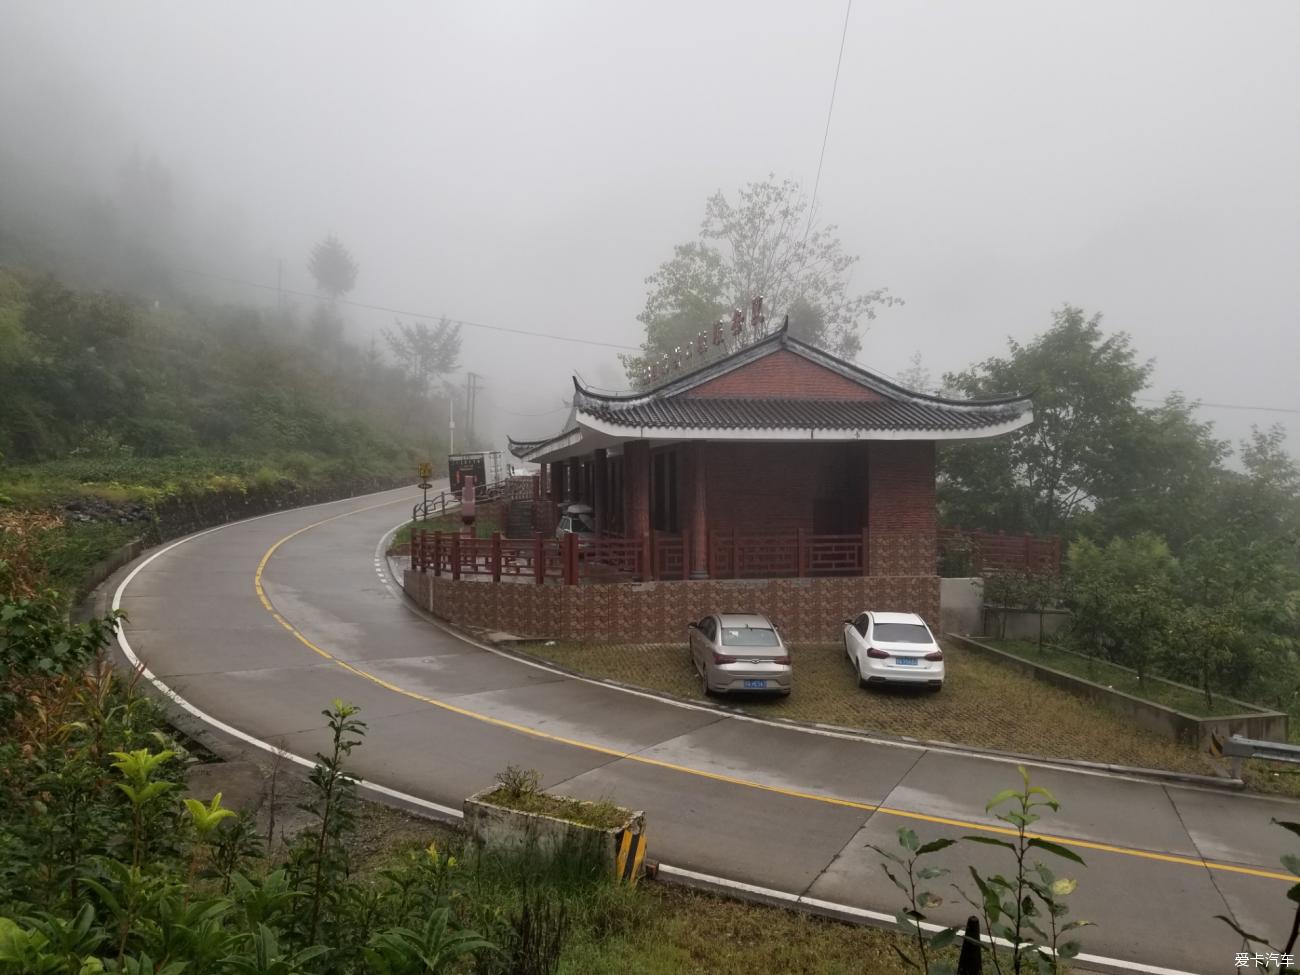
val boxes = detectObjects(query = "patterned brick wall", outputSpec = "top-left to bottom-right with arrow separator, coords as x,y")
867,442 -> 936,574
704,442 -> 869,535
685,350 -> 883,401
405,570 -> 939,644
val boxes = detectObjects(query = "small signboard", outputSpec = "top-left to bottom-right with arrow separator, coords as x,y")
448,453 -> 487,497
417,461 -> 433,490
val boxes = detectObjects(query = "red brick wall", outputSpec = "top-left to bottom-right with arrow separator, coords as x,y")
685,350 -> 882,401
867,442 -> 936,574
704,443 -> 868,535
406,570 -> 939,643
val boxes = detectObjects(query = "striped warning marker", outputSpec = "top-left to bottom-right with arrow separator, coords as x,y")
1208,732 -> 1224,758
615,828 -> 647,885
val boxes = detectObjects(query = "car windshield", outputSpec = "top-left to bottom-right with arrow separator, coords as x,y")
720,626 -> 779,647
872,622 -> 931,643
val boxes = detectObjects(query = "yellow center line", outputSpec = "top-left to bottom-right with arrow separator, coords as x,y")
252,500 -> 1295,886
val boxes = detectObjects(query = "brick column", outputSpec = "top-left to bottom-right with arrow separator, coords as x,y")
623,440 -> 651,541
867,442 -> 937,575
685,442 -> 709,578
593,448 -> 608,535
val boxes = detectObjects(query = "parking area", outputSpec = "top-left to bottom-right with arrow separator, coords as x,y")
518,639 -> 1222,776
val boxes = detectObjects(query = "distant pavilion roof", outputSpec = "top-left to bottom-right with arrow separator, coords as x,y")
509,323 -> 1031,464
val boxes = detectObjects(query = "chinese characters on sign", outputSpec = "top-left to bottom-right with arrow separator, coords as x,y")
643,295 -> 767,385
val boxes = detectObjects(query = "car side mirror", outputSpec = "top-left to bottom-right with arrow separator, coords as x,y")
687,622 -> 697,629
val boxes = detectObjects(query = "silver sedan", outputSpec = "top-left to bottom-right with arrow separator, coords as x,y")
688,613 -> 792,696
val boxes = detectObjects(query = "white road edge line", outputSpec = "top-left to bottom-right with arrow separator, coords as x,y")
105,492 -> 1211,975
657,865 -> 1202,975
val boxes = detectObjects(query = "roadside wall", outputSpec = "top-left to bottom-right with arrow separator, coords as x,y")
404,571 -> 940,643
951,635 -> 1289,747
939,577 -> 982,635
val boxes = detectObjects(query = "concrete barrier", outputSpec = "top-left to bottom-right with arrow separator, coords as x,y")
950,635 -> 1289,749
463,788 -> 647,883
939,577 -> 982,635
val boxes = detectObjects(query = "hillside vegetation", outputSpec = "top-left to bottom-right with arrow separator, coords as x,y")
0,267 -> 445,600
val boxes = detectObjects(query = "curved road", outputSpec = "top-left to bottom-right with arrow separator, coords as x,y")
114,487 -> 1296,975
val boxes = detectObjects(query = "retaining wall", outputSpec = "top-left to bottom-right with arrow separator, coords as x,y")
404,570 -> 940,643
950,635 -> 1288,749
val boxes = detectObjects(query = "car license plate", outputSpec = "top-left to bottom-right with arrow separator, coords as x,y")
896,657 -> 919,666
743,679 -> 768,689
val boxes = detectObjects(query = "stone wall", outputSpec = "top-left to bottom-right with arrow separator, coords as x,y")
404,569 -> 940,643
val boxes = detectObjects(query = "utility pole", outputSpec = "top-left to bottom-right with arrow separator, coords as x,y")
465,372 -> 482,448
448,392 -> 455,454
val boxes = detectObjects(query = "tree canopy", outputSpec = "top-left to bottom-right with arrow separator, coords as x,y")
938,306 -> 1229,541
622,176 -> 895,384
308,234 -> 359,301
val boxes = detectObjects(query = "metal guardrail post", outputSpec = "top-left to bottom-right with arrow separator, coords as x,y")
491,532 -> 502,583
564,531 -> 579,585
533,532 -> 544,585
449,533 -> 460,581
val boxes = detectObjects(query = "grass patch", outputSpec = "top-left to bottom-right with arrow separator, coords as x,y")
478,786 -> 630,830
356,812 -> 922,975
391,503 -> 505,548
525,640 -> 1226,775
34,520 -> 138,600
979,638 -> 1254,718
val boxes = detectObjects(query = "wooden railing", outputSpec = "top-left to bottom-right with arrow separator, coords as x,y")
411,528 -> 941,584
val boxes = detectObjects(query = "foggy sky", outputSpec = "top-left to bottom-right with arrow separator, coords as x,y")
3,1 -> 1298,453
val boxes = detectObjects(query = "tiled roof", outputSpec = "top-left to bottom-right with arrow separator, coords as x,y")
578,396 -> 1025,432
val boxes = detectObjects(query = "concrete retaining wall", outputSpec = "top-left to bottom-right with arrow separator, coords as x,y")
404,570 -> 941,643
463,789 -> 646,881
939,577 -> 982,635
982,606 -> 1071,641
951,635 -> 1289,748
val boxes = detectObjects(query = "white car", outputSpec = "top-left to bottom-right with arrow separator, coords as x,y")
843,611 -> 944,690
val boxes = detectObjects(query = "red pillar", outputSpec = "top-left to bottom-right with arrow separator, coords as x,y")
684,442 -> 709,578
567,457 -> 580,504
593,448 -> 608,536
623,440 -> 651,542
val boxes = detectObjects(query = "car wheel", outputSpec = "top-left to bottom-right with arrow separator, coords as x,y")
699,667 -> 713,698
854,655 -> 868,689
928,683 -> 943,693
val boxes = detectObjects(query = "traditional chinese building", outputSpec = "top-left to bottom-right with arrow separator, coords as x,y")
405,321 -> 1031,642
508,321 -> 1031,580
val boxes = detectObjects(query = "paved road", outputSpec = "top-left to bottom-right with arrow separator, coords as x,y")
115,487 -> 1297,975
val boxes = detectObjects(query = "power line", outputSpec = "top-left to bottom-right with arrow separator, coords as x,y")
1137,396 -> 1300,417
175,265 -> 640,352
804,0 -> 853,240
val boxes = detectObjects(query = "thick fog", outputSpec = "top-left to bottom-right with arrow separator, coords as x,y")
2,1 -> 1297,451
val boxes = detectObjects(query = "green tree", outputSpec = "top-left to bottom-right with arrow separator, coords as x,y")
621,175 -> 896,383
383,318 -> 462,397
308,235 -> 359,301
940,307 -> 1225,539
1065,534 -> 1177,684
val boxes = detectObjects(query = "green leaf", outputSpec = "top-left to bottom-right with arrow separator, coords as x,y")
964,835 -> 1018,853
917,866 -> 948,881
1287,882 -> 1300,905
1026,837 -> 1086,865
899,828 -> 919,852
928,927 -> 958,951
917,838 -> 957,855
1050,877 -> 1078,897
985,788 -> 1021,811
918,891 -> 943,910
1282,853 -> 1300,878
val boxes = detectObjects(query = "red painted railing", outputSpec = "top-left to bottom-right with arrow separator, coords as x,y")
412,529 -> 936,584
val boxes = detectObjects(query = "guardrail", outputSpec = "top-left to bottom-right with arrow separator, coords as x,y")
1220,734 -> 1300,779
411,477 -> 511,523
